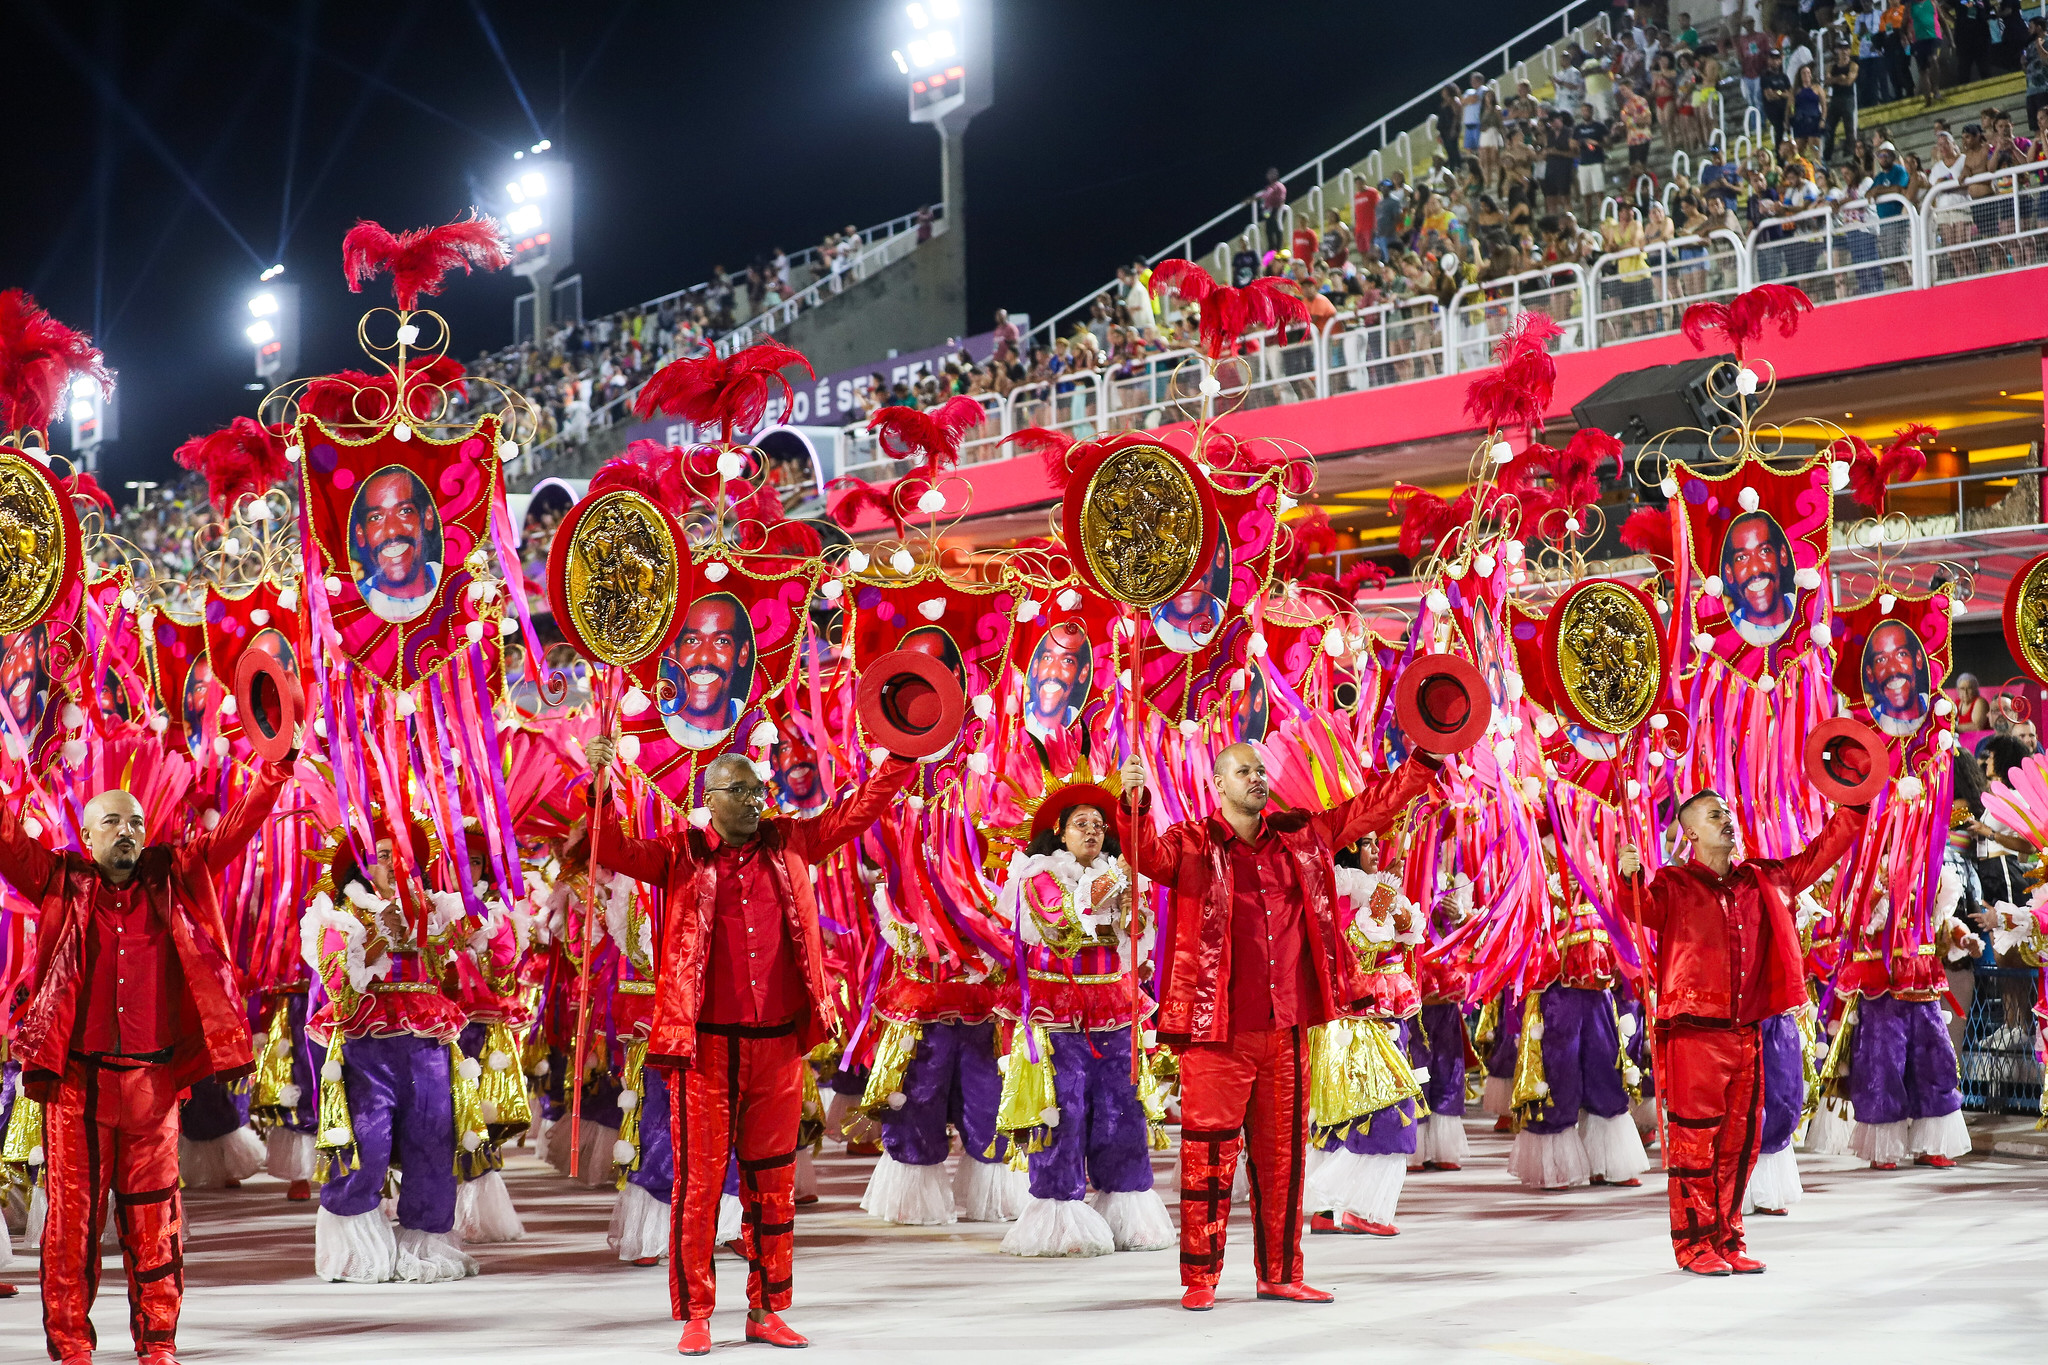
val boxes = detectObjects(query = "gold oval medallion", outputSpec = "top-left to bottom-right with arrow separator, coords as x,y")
2009,554 -> 2048,686
1078,443 -> 1203,608
0,452 -> 68,635
1555,580 -> 1662,734
563,489 -> 680,666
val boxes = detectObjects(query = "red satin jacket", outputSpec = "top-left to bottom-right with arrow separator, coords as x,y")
594,758 -> 915,1070
1121,757 -> 1439,1047
1623,804 -> 1866,1027
4,763 -> 288,1102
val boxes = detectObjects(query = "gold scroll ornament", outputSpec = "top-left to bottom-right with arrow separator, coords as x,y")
1555,581 -> 1662,734
2013,554 -> 2048,684
562,489 -> 681,665
1078,442 -> 1203,608
0,452 -> 67,635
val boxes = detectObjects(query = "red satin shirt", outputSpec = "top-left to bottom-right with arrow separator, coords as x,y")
700,836 -> 805,1027
77,878 -> 174,1056
1223,816 -> 1316,1034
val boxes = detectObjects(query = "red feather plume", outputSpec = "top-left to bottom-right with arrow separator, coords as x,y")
1680,284 -> 1812,362
1338,560 -> 1393,600
824,476 -> 906,535
342,212 -> 511,313
172,416 -> 292,514
1389,483 -> 1458,560
1462,311 -> 1564,435
1618,507 -> 1676,572
61,469 -> 116,517
0,289 -> 111,436
1842,422 -> 1933,512
633,341 -> 813,445
1002,426 -> 1077,491
1276,506 -> 1338,579
589,440 -> 694,514
1148,259 -> 1307,359
302,357 -> 469,431
867,395 -> 988,480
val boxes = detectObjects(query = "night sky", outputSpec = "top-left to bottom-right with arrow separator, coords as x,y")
9,0 -> 1568,496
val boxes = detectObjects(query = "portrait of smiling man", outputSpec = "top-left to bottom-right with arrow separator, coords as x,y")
660,593 -> 756,750
1718,510 -> 1798,647
1023,622 -> 1092,739
1863,618 -> 1932,737
349,466 -> 443,624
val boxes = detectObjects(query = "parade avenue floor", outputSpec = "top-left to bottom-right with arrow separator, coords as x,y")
10,1120 -> 2044,1365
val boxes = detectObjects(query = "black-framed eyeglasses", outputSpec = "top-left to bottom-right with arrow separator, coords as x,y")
705,784 -> 768,804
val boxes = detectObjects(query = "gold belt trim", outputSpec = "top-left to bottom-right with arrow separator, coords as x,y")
1027,970 -> 1126,985
617,980 -> 656,996
1561,929 -> 1611,948
1851,945 -> 1938,962
370,983 -> 439,995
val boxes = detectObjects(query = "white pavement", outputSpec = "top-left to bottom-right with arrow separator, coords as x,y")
8,1120 -> 2045,1364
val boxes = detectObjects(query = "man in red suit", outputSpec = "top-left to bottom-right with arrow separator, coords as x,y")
3,759 -> 292,1364
1619,788 -> 1865,1277
584,740 -> 914,1356
1119,742 -> 1442,1310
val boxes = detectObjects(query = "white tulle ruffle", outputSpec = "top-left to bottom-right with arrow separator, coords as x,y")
455,1169 -> 525,1243
571,1123 -> 621,1187
858,1150 -> 957,1225
1803,1098 -> 1855,1155
178,1126 -> 266,1188
716,1192 -> 743,1246
1088,1188 -> 1174,1251
1480,1075 -> 1515,1117
955,1155 -> 1027,1222
1305,1149 -> 1405,1224
1850,1118 -> 1910,1165
1416,1114 -> 1470,1166
1909,1109 -> 1972,1159
265,1127 -> 316,1182
1506,1126 -> 1592,1189
393,1226 -> 480,1283
1578,1110 -> 1651,1182
1743,1143 -> 1803,1213
315,1206 -> 398,1283
796,1147 -> 818,1201
607,1180 -> 670,1261
999,1195 -> 1114,1257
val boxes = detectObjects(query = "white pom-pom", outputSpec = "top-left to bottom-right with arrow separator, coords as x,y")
393,423 -> 413,443
621,687 -> 651,716
1702,574 -> 1725,598
22,816 -> 42,838
1039,1106 -> 1062,1128
1878,593 -> 1896,613
1648,750 -> 1666,768
395,691 -> 417,716
465,620 -> 485,643
1756,673 -> 1777,693
278,586 -> 299,610
1736,487 -> 1760,513
1617,1014 -> 1637,1040
223,536 -> 244,557
1735,366 -> 1758,395
1502,539 -> 1524,564
1275,492 -> 1298,514
1445,561 -> 1468,581
1692,632 -> 1716,653
250,607 -> 274,627
1857,523 -> 1881,548
611,1139 -> 636,1164
972,693 -> 994,721
749,721 -> 779,748
1504,671 -> 1525,700
278,1083 -> 303,1107
488,1050 -> 513,1072
886,1091 -> 908,1110
480,1100 -> 500,1124
62,702 -> 84,729
1246,632 -> 1268,656
1424,589 -> 1450,615
820,578 -> 844,600
966,752 -> 991,774
457,1057 -> 481,1082
890,549 -> 916,574
1489,440 -> 1515,464
618,1088 -> 639,1112
149,714 -> 169,735
847,549 -> 871,572
617,734 -> 642,764
323,574 -> 342,595
1829,460 -> 1850,491
1474,552 -> 1496,576
1229,669 -> 1248,693
906,794 -> 925,811
533,1059 -> 551,1076
918,596 -> 948,621
284,442 -> 302,463
1626,779 -> 1643,799
322,1059 -> 344,1083
704,560 -> 729,582
202,809 -> 221,829
1198,374 -> 1222,397
1563,515 -> 1581,534
1648,713 -> 1669,731
118,588 -> 139,610
1936,729 -> 1956,751
396,322 -> 420,345
59,738 -> 86,766
1322,626 -> 1346,655
1180,719 -> 1200,738
1623,1064 -> 1643,1086
689,807 -> 712,827
320,1127 -> 349,1146
869,746 -> 890,764
1659,475 -> 1680,498
1526,1019 -> 1545,1041
752,759 -> 774,781
500,440 -> 520,461
1056,588 -> 1082,611
915,488 -> 947,514
1810,622 -> 1832,648
1795,566 -> 1822,590
1492,739 -> 1516,768
716,450 -> 745,479
499,615 -> 518,636
1015,597 -> 1040,622
220,695 -> 241,719
1933,696 -> 1954,717
1532,712 -> 1557,738
1897,774 -> 1925,800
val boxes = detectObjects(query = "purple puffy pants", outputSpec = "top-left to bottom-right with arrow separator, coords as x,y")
318,1034 -> 458,1233
1758,1013 -> 1804,1156
1524,986 -> 1630,1135
1027,1027 -> 1156,1200
1847,994 -> 1963,1123
1412,1003 -> 1468,1117
882,1019 -> 1005,1169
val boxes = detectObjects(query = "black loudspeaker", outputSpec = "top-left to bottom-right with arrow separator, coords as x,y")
1570,355 -> 1739,444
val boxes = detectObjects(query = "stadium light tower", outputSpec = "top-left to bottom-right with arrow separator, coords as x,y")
500,139 -> 575,345
889,0 -> 991,252
246,271 -> 300,385
61,372 -> 117,469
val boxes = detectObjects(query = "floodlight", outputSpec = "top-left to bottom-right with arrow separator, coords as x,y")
248,292 -> 279,317
521,171 -> 548,197
907,3 -> 928,27
246,320 -> 276,345
505,204 -> 543,235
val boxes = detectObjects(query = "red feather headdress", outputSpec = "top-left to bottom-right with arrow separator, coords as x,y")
172,416 -> 292,514
1148,259 -> 1308,360
301,357 -> 469,432
867,395 -> 987,481
1462,311 -> 1564,436
1498,426 -> 1619,541
1618,506 -> 1676,573
824,476 -> 906,535
1338,559 -> 1392,601
60,470 -> 116,517
1837,422 -> 1933,513
1002,426 -> 1077,492
1680,284 -> 1812,362
342,212 -> 511,313
0,289 -> 111,437
633,341 -> 814,446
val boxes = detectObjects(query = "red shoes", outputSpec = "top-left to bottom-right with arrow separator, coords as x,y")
1591,1176 -> 1643,1187
1869,1161 -> 1899,1171
632,1256 -> 661,1267
1429,1161 -> 1461,1172
0,1282 -> 17,1298
1181,1285 -> 1216,1311
1915,1154 -> 1957,1168
1725,1252 -> 1766,1274
141,1350 -> 182,1365
1676,1248 -> 1733,1276
745,1312 -> 810,1348
1256,1280 -> 1335,1303
1753,1206 -> 1788,1217
1492,1115 -> 1515,1133
678,1319 -> 712,1356
1309,1212 -> 1343,1234
844,1141 -> 882,1157
286,1180 -> 313,1201
1340,1214 -> 1397,1236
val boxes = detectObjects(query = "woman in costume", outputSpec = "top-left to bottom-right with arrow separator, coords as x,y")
1410,872 -> 1475,1172
992,773 -> 1173,1257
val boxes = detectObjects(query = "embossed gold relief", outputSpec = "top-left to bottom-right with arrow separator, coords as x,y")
2014,556 -> 2048,684
563,490 -> 679,665
0,453 -> 66,634
1079,443 -> 1202,607
1556,582 -> 1661,734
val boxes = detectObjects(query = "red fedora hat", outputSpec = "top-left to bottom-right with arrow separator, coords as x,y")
1394,653 -> 1490,756
857,648 -> 966,759
234,647 -> 304,765
1803,717 -> 1893,806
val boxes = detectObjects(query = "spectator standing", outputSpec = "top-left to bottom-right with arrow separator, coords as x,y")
2027,18 -> 2048,127
1573,103 -> 1611,222
1792,64 -> 1827,156
1824,40 -> 1861,160
1554,52 -> 1588,118
992,309 -> 1021,354
1542,112 -> 1578,214
1122,263 -> 1157,337
1438,84 -> 1466,169
1856,0 -> 1895,104
1736,17 -> 1772,111
1953,0 -> 1996,85
1868,140 -> 1910,214
1374,175 -> 1407,259
1252,167 -> 1287,248
1760,50 -> 1794,144
1909,0 -> 1944,103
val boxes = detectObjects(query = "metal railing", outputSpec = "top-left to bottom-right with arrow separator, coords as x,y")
1447,264 -> 1588,372
1748,195 -> 1918,301
1588,230 -> 1745,344
1924,160 -> 2048,285
714,217 -> 948,356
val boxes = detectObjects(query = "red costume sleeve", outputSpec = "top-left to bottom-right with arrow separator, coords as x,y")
1312,756 -> 1440,850
188,761 -> 290,875
0,782 -> 61,900
783,757 -> 917,865
1118,793 -> 1201,892
589,797 -> 676,886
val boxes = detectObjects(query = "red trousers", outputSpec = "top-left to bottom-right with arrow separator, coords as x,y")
1660,1020 -> 1763,1261
668,1025 -> 804,1321
42,1058 -> 184,1361
1176,1026 -> 1308,1289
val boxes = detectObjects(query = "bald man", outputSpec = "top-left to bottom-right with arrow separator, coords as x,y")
1120,741 -> 1444,1310
583,741 -> 916,1356
3,752 -> 294,1365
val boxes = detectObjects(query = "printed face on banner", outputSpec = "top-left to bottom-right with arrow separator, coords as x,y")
1472,594 -> 1508,711
1023,622 -> 1093,739
899,624 -> 967,689
658,593 -> 756,751
769,723 -> 825,813
1862,618 -> 1933,737
349,466 -> 444,624
182,657 -> 214,747
1152,516 -> 1232,654
299,415 -> 499,687
1718,511 -> 1798,647
1238,663 -> 1270,742
2,624 -> 49,733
